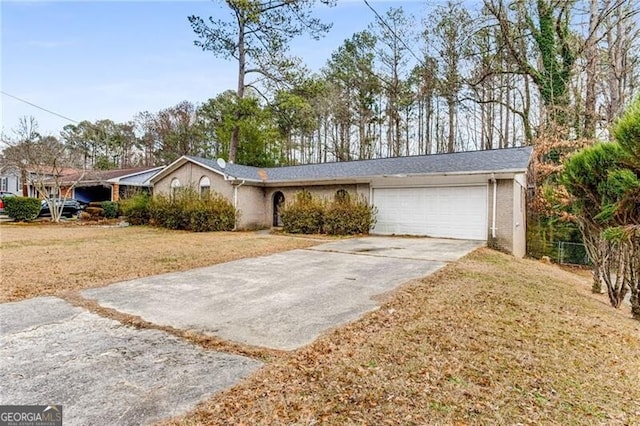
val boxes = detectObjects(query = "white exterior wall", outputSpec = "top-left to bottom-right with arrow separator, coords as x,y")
0,171 -> 21,195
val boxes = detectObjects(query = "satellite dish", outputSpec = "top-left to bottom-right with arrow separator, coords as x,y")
216,158 -> 227,169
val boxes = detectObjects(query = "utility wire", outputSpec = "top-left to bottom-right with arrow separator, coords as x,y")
362,0 -> 424,65
1,90 -> 79,124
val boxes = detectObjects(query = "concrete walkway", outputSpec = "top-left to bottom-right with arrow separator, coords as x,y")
1,236 -> 482,425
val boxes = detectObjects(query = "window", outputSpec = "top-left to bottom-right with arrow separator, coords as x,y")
335,189 -> 350,203
199,176 -> 211,197
0,178 -> 7,192
170,178 -> 181,198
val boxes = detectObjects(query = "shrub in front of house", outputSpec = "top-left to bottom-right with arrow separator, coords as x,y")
119,193 -> 151,225
149,188 -> 236,232
101,201 -> 119,219
323,195 -> 377,235
281,190 -> 377,235
83,206 -> 105,221
3,196 -> 41,222
187,194 -> 236,232
149,195 -> 188,230
280,191 -> 325,234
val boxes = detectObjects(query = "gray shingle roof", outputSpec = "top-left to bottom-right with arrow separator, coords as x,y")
116,168 -> 164,186
187,146 -> 533,183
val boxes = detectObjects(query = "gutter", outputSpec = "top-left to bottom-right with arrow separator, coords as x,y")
258,169 -> 529,187
232,179 -> 246,231
490,173 -> 497,239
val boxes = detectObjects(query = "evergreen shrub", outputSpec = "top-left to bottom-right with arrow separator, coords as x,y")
281,190 -> 377,235
4,196 -> 41,222
119,193 -> 151,225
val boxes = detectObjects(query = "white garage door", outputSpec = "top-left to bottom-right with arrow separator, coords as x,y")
372,186 -> 488,240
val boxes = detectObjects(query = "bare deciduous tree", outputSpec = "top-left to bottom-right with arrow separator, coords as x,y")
1,117 -> 85,222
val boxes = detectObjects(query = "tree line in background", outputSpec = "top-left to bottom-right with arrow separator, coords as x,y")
2,0 -> 638,170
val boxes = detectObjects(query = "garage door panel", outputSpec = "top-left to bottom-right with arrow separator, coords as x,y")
372,186 -> 487,240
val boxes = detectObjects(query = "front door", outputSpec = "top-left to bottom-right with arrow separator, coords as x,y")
273,191 -> 285,226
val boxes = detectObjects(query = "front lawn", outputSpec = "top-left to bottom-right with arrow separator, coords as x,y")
0,224 -> 320,302
162,248 -> 640,425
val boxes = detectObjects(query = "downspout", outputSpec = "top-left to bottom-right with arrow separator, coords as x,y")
490,173 -> 497,239
233,180 -> 246,231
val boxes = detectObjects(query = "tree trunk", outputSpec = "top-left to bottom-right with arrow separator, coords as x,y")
522,75 -> 533,144
503,75 -> 510,148
230,16 -> 246,163
425,97 -> 432,155
447,96 -> 455,153
583,0 -> 599,139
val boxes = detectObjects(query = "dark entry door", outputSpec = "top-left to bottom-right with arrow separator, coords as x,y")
273,192 -> 285,226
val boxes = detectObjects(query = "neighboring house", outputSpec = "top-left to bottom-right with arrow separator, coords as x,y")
50,167 -> 163,203
0,167 -> 22,196
0,165 -> 79,198
3,166 -> 163,203
106,166 -> 165,201
151,146 -> 533,257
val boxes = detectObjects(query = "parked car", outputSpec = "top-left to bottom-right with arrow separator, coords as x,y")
38,198 -> 87,218
0,192 -> 17,214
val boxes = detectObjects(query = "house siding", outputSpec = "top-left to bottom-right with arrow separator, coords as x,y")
0,171 -> 22,196
264,184 -> 370,227
511,174 -> 527,258
153,162 -> 267,230
154,163 -> 231,197
237,185 -> 266,229
490,179 -> 517,256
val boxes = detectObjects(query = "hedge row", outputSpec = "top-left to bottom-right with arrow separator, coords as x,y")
119,189 -> 236,232
280,191 -> 377,235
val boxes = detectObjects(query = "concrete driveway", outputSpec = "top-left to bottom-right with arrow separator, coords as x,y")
82,236 -> 482,350
0,297 -> 261,426
1,236 -> 482,425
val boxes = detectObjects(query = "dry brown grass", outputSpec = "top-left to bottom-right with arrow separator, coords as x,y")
4,223 -> 639,424
161,248 -> 640,426
0,223 -> 320,302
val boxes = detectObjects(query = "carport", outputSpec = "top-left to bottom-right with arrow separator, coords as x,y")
74,184 -> 112,203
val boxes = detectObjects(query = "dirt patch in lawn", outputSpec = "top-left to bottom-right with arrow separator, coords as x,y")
161,248 -> 640,425
0,223 -> 320,303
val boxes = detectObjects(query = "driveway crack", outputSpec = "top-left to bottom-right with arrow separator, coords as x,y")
58,291 -> 286,362
304,247 -> 454,263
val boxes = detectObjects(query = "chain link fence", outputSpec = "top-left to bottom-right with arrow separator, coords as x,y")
555,241 -> 591,266
528,239 -> 592,266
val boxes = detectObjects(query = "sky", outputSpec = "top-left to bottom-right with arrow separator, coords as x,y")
1,0 -> 440,138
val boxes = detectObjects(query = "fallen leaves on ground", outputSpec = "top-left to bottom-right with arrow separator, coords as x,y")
0,224 -> 320,302
161,249 -> 640,426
